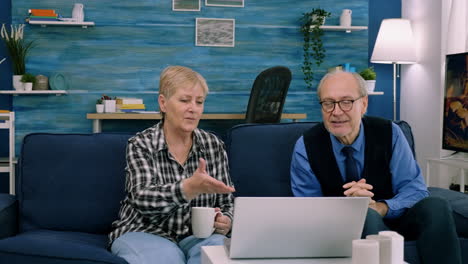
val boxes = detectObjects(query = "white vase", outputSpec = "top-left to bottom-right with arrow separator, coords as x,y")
104,100 -> 116,113
366,80 -> 376,92
13,75 -> 23,91
96,104 -> 104,113
72,3 -> 84,22
23,82 -> 33,91
340,9 -> 352,27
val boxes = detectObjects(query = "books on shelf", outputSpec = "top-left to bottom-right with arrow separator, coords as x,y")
120,104 -> 145,110
115,98 -> 145,112
28,16 -> 58,21
28,9 -> 56,16
120,98 -> 144,105
27,9 -> 61,23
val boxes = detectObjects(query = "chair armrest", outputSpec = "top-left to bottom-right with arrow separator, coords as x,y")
429,187 -> 468,238
0,193 -> 18,239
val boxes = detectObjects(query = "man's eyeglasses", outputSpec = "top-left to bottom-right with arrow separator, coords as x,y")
319,96 -> 364,113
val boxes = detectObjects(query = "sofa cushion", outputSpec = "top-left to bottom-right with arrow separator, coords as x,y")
0,229 -> 127,264
18,133 -> 133,234
0,194 -> 17,239
226,122 -> 317,197
429,187 -> 468,237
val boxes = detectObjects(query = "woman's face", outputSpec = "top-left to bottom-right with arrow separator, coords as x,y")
159,82 -> 205,134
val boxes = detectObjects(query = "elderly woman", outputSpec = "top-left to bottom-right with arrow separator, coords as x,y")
109,66 -> 235,264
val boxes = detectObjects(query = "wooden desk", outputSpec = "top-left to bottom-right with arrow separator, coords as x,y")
86,113 -> 307,133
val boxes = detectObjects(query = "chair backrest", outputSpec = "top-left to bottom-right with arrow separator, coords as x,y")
245,66 -> 292,123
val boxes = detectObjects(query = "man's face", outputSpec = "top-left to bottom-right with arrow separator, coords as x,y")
319,72 -> 368,145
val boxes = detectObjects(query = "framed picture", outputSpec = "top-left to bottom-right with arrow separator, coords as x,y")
205,0 -> 244,7
173,0 -> 200,11
196,18 -> 235,47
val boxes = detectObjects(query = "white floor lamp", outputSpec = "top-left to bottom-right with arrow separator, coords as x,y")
371,19 -> 417,120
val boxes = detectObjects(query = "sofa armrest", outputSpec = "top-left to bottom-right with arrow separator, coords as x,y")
0,193 -> 18,239
429,187 -> 468,238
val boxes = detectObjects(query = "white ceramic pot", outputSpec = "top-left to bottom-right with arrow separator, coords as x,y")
312,15 -> 326,25
72,3 -> 84,22
340,9 -> 352,27
96,104 -> 104,113
23,82 -> 33,91
13,75 -> 23,91
104,100 -> 116,113
366,80 -> 376,93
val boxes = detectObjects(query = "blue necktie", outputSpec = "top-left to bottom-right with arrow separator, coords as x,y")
342,146 -> 359,182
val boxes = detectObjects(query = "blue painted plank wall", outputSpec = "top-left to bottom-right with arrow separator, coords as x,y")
9,0 -> 369,152
0,0 -> 12,193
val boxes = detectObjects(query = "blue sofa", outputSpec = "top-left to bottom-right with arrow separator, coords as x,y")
0,122 -> 465,264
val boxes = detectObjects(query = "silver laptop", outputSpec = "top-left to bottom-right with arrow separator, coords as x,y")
225,196 -> 369,259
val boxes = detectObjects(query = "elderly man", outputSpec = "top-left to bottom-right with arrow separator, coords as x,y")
290,70 -> 461,264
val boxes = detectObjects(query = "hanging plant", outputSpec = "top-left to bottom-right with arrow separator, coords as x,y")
300,8 -> 331,89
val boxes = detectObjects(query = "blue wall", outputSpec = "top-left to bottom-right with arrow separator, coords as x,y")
368,0 -> 401,119
0,0 -> 401,153
0,0 -> 12,193
8,0 -> 371,148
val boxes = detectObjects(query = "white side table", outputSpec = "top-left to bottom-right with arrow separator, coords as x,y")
426,158 -> 468,193
201,246 -> 352,264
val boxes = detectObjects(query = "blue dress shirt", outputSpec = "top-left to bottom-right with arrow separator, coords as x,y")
290,122 -> 429,219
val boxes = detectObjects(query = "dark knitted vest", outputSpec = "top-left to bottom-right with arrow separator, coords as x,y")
303,116 -> 394,201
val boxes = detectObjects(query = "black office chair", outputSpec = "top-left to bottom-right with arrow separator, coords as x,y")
245,66 -> 292,123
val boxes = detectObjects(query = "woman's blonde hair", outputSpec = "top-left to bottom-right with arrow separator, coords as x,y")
159,66 -> 209,98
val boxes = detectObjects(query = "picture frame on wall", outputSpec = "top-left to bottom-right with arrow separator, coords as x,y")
173,0 -> 201,11
195,18 -> 235,47
205,0 -> 244,7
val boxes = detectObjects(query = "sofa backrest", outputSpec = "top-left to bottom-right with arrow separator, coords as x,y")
18,133 -> 133,234
226,122 -> 317,197
226,120 -> 415,197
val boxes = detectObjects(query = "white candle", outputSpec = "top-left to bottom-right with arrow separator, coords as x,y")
367,234 -> 393,264
379,231 -> 404,264
352,239 -> 380,264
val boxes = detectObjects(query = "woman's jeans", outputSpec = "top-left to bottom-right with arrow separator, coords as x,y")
111,232 -> 226,264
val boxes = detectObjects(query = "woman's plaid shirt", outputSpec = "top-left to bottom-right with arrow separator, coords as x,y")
109,122 -> 234,244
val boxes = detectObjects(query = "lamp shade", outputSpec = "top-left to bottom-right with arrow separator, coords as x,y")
371,19 -> 417,64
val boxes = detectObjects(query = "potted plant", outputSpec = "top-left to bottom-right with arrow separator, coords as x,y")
101,94 -> 117,113
300,8 -> 331,89
20,73 -> 35,91
359,67 -> 377,92
0,24 -> 35,90
96,98 -> 104,113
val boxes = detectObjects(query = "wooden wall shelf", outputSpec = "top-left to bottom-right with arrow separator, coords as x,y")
0,90 -> 67,96
28,21 -> 95,28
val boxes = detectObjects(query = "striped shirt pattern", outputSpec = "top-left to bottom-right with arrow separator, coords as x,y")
109,122 -> 234,244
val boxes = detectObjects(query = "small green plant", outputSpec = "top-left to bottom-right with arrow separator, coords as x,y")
359,67 -> 377,80
96,98 -> 103,104
0,24 -> 35,75
300,8 -> 331,89
20,73 -> 35,83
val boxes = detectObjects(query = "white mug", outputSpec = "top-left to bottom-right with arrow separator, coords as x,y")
72,3 -> 84,22
340,9 -> 352,27
191,207 -> 219,238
